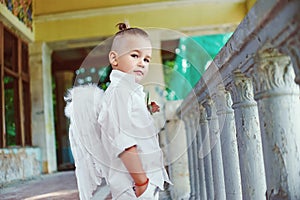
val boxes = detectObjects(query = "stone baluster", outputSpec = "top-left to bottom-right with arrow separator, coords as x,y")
252,49 -> 300,199
203,98 -> 226,200
196,104 -> 207,200
183,114 -> 196,200
199,104 -> 214,200
230,70 -> 267,199
215,85 -> 242,200
165,101 -> 190,200
189,109 -> 201,200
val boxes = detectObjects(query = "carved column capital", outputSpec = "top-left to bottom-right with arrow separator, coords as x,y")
285,33 -> 300,85
252,48 -> 298,99
199,104 -> 207,124
202,98 -> 217,120
214,85 -> 234,115
285,38 -> 300,85
182,114 -> 190,124
231,70 -> 256,108
276,21 -> 300,85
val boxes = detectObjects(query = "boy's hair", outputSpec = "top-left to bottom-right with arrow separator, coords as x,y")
98,23 -> 149,89
111,22 -> 150,52
114,22 -> 149,39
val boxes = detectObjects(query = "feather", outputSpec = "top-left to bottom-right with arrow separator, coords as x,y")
64,84 -> 105,200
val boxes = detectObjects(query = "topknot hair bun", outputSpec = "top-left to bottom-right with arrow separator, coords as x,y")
116,22 -> 130,31
113,21 -> 148,38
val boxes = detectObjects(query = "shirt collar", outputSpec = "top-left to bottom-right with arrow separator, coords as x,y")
110,70 -> 145,95
110,69 -> 135,83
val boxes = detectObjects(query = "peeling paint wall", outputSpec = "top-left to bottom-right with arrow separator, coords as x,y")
0,147 -> 42,185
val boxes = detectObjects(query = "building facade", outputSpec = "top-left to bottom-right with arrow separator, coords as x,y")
5,1 -> 299,200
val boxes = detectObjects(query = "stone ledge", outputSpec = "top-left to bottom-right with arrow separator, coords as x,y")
0,147 -> 42,186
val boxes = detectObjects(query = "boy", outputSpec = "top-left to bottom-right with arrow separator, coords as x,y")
97,23 -> 171,199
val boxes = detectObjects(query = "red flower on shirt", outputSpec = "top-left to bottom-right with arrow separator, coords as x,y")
147,101 -> 160,115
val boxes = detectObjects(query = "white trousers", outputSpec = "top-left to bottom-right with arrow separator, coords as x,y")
115,183 -> 159,200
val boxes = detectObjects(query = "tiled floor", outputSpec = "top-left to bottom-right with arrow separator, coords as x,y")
0,171 -> 110,200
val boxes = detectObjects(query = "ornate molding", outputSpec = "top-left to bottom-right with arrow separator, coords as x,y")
231,70 -> 256,108
0,3 -> 34,42
252,49 -> 298,99
0,0 -> 32,30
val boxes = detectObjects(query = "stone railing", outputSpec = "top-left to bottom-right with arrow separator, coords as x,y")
177,0 -> 300,199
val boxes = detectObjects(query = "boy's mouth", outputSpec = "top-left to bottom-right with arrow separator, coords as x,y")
134,70 -> 144,76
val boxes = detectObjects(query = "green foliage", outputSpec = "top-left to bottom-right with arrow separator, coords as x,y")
163,33 -> 233,100
163,60 -> 175,85
4,76 -> 16,146
52,76 -> 59,150
163,60 -> 177,100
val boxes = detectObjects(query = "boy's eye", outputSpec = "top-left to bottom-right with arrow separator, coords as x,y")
131,54 -> 138,58
144,58 -> 150,63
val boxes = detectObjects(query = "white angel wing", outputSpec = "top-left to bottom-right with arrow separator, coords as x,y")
64,84 -> 105,200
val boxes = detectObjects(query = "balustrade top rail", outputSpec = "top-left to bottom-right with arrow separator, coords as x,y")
177,0 -> 300,116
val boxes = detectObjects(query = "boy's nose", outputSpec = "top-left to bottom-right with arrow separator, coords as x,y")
137,59 -> 145,68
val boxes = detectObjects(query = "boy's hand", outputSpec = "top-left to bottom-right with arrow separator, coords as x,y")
134,183 -> 149,197
119,146 -> 149,198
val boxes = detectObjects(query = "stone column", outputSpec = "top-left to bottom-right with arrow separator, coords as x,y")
231,70 -> 266,199
215,85 -> 242,200
203,98 -> 226,200
190,109 -> 201,200
165,101 -> 190,200
252,49 -> 300,199
199,105 -> 214,200
196,104 -> 207,200
29,42 -> 57,173
183,114 -> 196,200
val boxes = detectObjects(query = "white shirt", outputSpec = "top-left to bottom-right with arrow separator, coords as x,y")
97,70 -> 171,199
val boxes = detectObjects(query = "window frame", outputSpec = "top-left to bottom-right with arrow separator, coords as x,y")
0,22 -> 31,147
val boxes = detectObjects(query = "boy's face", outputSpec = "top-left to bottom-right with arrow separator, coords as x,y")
109,35 -> 152,83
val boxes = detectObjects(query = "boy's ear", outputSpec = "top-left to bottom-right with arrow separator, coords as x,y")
109,51 -> 118,67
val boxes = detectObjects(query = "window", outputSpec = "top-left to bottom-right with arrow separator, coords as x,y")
0,23 -> 31,147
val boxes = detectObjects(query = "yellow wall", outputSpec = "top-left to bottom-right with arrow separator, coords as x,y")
246,0 -> 257,11
34,2 -> 246,42
33,0 -> 167,15
1,0 -> 248,43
